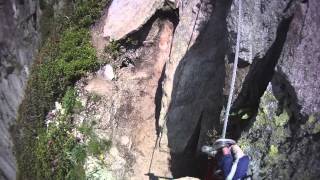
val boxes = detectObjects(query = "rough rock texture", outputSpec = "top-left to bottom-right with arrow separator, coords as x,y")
3,0 -> 319,179
158,0 -> 231,177
158,0 -> 320,178
0,0 -> 40,179
238,85 -> 320,179
88,16 -> 175,179
227,0 -> 290,63
228,0 -> 320,179
103,0 -> 164,40
275,0 -> 320,117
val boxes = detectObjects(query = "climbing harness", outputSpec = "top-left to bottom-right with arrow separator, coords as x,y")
202,0 -> 242,155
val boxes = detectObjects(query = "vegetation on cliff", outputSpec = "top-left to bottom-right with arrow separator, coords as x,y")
13,0 -> 109,179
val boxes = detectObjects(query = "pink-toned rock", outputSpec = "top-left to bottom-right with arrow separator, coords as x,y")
84,77 -> 113,97
103,0 -> 164,40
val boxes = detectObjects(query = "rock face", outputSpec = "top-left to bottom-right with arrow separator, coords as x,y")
227,0 -> 320,179
89,15 -> 176,179
275,0 -> 320,117
91,0 -> 320,179
3,0 -> 319,179
0,0 -> 40,179
158,0 -> 320,178
103,0 -> 164,40
159,0 -> 230,177
226,0 -> 290,63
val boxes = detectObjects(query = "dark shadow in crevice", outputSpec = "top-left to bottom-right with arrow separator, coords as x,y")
169,111 -> 203,178
122,7 -> 179,49
155,64 -> 166,136
283,0 -> 296,13
228,16 -> 294,140
153,7 -> 179,136
227,53 -> 251,68
164,0 -> 232,178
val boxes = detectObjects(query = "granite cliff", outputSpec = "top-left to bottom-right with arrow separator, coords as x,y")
0,0 -> 319,179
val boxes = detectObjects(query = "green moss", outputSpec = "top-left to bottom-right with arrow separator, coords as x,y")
254,108 -> 268,128
31,88 -> 111,179
275,110 -> 289,127
78,122 -> 112,157
312,121 -> 320,134
269,145 -> 279,158
308,115 -> 316,124
237,139 -> 250,150
78,122 -> 94,137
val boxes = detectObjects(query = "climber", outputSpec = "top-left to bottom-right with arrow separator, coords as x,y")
202,139 -> 249,180
218,144 -> 249,180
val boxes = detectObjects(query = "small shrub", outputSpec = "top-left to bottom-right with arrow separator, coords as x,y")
104,40 -> 121,58
34,91 -> 86,179
62,87 -> 77,114
78,121 -> 112,157
78,122 -> 93,137
87,136 -> 112,156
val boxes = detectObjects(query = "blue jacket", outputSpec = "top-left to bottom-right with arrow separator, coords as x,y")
218,154 -> 249,180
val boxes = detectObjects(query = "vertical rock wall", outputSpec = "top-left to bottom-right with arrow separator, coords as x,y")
0,0 -> 40,179
0,0 -> 39,179
1,0 -> 318,179
158,0 -> 320,178
227,0 -> 320,179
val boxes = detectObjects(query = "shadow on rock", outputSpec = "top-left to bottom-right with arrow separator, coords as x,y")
163,0 -> 232,178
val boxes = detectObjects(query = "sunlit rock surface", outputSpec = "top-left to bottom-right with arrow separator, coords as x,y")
3,0 -> 319,179
103,0 -> 164,40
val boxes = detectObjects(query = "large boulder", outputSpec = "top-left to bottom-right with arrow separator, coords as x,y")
103,0 -> 164,40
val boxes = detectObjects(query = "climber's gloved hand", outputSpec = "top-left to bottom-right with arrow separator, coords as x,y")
222,146 -> 232,155
222,144 -> 245,158
231,144 -> 245,159
219,144 -> 250,179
